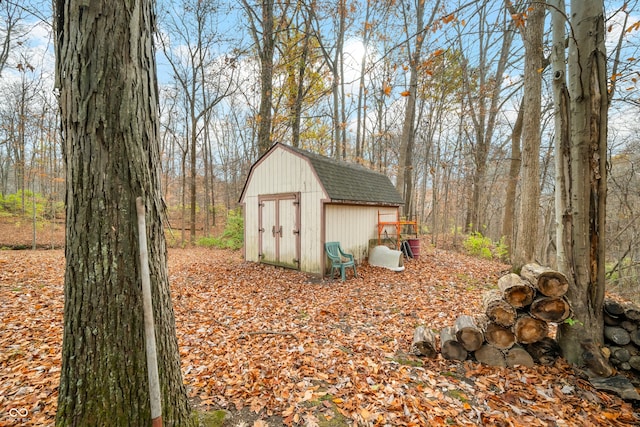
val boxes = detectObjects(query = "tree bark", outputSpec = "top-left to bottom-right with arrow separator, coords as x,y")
501,99 -> 523,259
242,0 -> 276,155
582,339 -> 615,377
411,325 -> 437,358
54,1 -> 192,424
513,0 -> 544,270
555,0 -> 608,365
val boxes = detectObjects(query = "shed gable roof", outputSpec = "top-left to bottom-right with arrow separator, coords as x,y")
282,144 -> 404,205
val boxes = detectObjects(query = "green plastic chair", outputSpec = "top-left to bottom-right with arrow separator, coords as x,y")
325,242 -> 357,281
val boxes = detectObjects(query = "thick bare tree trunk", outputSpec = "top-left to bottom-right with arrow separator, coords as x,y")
242,0 -> 276,155
554,0 -> 608,365
331,0 -> 346,159
258,0 -> 275,155
54,1 -> 192,424
396,0 -> 440,215
513,0 -> 544,270
550,0 -> 571,275
501,100 -> 523,258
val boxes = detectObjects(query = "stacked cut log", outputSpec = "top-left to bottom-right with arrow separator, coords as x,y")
413,263 -> 569,368
602,298 -> 640,373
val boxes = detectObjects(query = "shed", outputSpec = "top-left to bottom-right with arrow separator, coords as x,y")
239,142 -> 404,275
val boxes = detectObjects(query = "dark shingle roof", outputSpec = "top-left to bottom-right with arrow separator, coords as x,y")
283,144 -> 404,205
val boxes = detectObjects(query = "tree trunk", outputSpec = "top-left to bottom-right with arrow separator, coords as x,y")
513,0 -> 544,270
54,1 -> 192,424
241,0 -> 275,155
581,339 -> 615,377
550,0 -> 571,282
555,0 -> 608,365
329,0 -> 346,159
501,99 -> 523,259
396,0 -> 425,214
396,0 -> 441,215
190,109 -> 197,244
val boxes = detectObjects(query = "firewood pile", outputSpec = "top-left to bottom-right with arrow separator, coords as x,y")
411,263 -> 567,368
603,298 -> 640,373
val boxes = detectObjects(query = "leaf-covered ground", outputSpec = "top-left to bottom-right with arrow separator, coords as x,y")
1,246 -> 639,426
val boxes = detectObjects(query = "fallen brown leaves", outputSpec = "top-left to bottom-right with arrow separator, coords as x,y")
1,246 -> 639,426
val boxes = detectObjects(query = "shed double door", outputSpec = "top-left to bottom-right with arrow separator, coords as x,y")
259,193 -> 300,269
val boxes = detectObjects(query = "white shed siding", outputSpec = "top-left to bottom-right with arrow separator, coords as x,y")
298,192 -> 324,272
245,148 -> 324,195
325,205 -> 399,263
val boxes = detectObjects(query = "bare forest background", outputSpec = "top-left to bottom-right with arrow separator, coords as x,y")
1,0 -> 640,300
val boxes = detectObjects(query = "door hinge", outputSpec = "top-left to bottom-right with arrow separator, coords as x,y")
293,229 -> 300,235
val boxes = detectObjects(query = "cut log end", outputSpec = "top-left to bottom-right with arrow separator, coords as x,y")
514,315 -> 549,344
498,273 -> 534,308
530,296 -> 571,323
454,315 -> 484,352
484,322 -> 516,350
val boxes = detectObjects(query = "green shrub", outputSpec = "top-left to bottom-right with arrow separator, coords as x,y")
462,231 -> 508,261
197,208 -> 243,250
0,190 -> 48,217
495,236 -> 509,262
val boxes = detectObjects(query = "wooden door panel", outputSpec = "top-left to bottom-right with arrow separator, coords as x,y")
260,200 -> 277,263
278,197 -> 298,268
